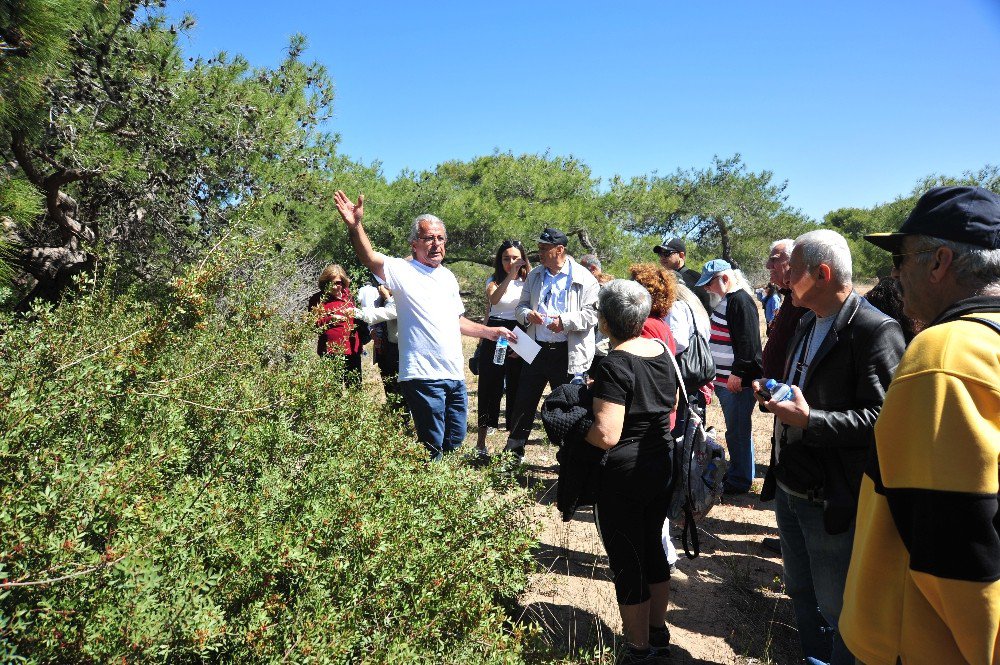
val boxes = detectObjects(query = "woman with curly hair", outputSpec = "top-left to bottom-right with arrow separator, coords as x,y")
629,263 -> 677,356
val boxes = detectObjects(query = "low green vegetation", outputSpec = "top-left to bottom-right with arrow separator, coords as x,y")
0,242 -> 536,662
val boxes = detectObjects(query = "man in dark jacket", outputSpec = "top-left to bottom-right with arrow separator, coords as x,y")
654,235 -> 712,312
761,238 -> 810,379
754,229 -> 905,665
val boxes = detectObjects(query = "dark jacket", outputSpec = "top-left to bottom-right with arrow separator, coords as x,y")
540,383 -> 601,522
761,292 -> 809,380
760,291 -> 905,534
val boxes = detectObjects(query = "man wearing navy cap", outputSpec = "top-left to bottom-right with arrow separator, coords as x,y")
654,235 -> 712,312
840,186 -> 1000,665
504,227 -> 599,459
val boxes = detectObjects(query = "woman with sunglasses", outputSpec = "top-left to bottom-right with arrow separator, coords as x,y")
309,264 -> 363,386
475,240 -> 531,457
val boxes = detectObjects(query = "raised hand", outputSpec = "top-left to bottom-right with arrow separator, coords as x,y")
507,258 -> 526,277
334,190 -> 364,227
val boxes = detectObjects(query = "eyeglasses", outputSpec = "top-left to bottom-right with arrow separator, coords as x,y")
891,248 -> 936,270
418,235 -> 447,244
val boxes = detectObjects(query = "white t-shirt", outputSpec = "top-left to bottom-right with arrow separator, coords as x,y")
381,255 -> 466,382
488,277 -> 524,320
356,284 -> 380,309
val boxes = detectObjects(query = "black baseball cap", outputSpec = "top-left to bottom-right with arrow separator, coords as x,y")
536,227 -> 569,246
865,186 -> 1000,252
653,236 -> 686,255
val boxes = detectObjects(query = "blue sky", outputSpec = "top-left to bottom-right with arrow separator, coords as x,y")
167,0 -> 1000,221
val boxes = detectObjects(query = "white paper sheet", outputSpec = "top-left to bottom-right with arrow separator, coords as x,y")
507,331 -> 541,365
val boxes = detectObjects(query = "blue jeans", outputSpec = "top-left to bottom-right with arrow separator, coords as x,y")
399,379 -> 467,460
716,386 -> 755,492
774,486 -> 856,665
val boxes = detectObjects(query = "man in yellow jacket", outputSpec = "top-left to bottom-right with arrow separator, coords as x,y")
840,186 -> 1000,665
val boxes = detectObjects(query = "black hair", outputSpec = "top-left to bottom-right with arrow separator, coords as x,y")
491,240 -> 530,284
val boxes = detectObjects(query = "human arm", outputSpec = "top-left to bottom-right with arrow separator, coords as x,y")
800,318 -> 904,446
353,299 -> 398,326
487,260 -> 526,306
333,190 -> 385,282
726,291 -> 763,383
515,272 -> 544,326
558,272 -> 600,333
667,301 -> 692,354
584,397 -> 625,450
459,316 -> 517,342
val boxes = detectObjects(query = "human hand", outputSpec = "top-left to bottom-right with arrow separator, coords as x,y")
726,374 -> 743,393
762,385 -> 810,429
546,316 -> 564,333
377,284 -> 391,300
334,190 -> 364,227
494,327 -> 518,343
527,310 -> 545,325
507,258 -> 526,277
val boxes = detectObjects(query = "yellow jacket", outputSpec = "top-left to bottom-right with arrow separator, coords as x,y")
841,301 -> 1000,665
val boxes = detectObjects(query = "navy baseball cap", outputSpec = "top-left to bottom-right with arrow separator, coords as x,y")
864,186 -> 1000,252
694,259 -> 732,286
653,236 -> 686,255
536,227 -> 569,246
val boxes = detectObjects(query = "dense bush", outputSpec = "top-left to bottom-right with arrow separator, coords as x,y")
0,243 -> 536,663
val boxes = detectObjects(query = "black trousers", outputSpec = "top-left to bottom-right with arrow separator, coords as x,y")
595,440 -> 673,605
507,341 -> 570,441
477,317 -> 524,429
375,341 -> 405,412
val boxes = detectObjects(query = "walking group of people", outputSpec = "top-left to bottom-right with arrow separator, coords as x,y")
314,186 -> 999,665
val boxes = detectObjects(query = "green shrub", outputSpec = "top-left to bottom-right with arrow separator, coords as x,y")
0,244 -> 536,663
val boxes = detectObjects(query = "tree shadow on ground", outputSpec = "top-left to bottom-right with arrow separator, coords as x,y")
670,549 -> 798,664
533,542 -> 610,581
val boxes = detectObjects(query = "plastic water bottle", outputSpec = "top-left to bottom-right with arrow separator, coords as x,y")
761,378 -> 793,402
493,336 -> 508,365
570,372 -> 585,385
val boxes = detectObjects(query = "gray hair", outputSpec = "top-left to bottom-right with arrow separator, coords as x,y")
598,279 -> 651,340
909,235 -> 1000,291
408,214 -> 447,243
793,229 -> 853,286
579,254 -> 602,272
770,238 -> 795,257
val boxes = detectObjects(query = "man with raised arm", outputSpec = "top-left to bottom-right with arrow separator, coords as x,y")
333,190 -> 516,460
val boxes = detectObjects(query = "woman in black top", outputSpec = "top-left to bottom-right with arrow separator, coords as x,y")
585,279 -> 677,664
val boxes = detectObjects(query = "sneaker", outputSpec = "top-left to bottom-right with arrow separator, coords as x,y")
649,624 -> 671,650
475,448 -> 490,461
762,537 -> 781,555
616,645 -> 669,664
503,438 -> 526,462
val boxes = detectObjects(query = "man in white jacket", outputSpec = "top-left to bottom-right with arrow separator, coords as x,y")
504,227 -> 599,459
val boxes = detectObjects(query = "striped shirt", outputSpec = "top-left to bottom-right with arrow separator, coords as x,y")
709,297 -> 735,388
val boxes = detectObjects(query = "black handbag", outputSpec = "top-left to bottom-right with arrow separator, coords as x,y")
678,330 -> 715,389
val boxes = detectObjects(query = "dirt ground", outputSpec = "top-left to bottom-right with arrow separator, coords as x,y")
455,328 -> 802,665
360,318 -> 802,664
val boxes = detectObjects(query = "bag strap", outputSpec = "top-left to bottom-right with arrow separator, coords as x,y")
665,343 -> 692,408
961,316 -> 1000,335
665,344 -> 702,558
680,504 -> 699,559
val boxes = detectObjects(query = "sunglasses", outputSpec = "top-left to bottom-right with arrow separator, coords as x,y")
891,248 -> 936,270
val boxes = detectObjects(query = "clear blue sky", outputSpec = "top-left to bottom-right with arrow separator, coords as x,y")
168,0 -> 1000,222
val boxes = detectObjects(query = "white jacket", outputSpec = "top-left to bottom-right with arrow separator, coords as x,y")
515,257 -> 599,374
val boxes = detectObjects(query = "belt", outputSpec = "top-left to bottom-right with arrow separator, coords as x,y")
536,340 -> 568,350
